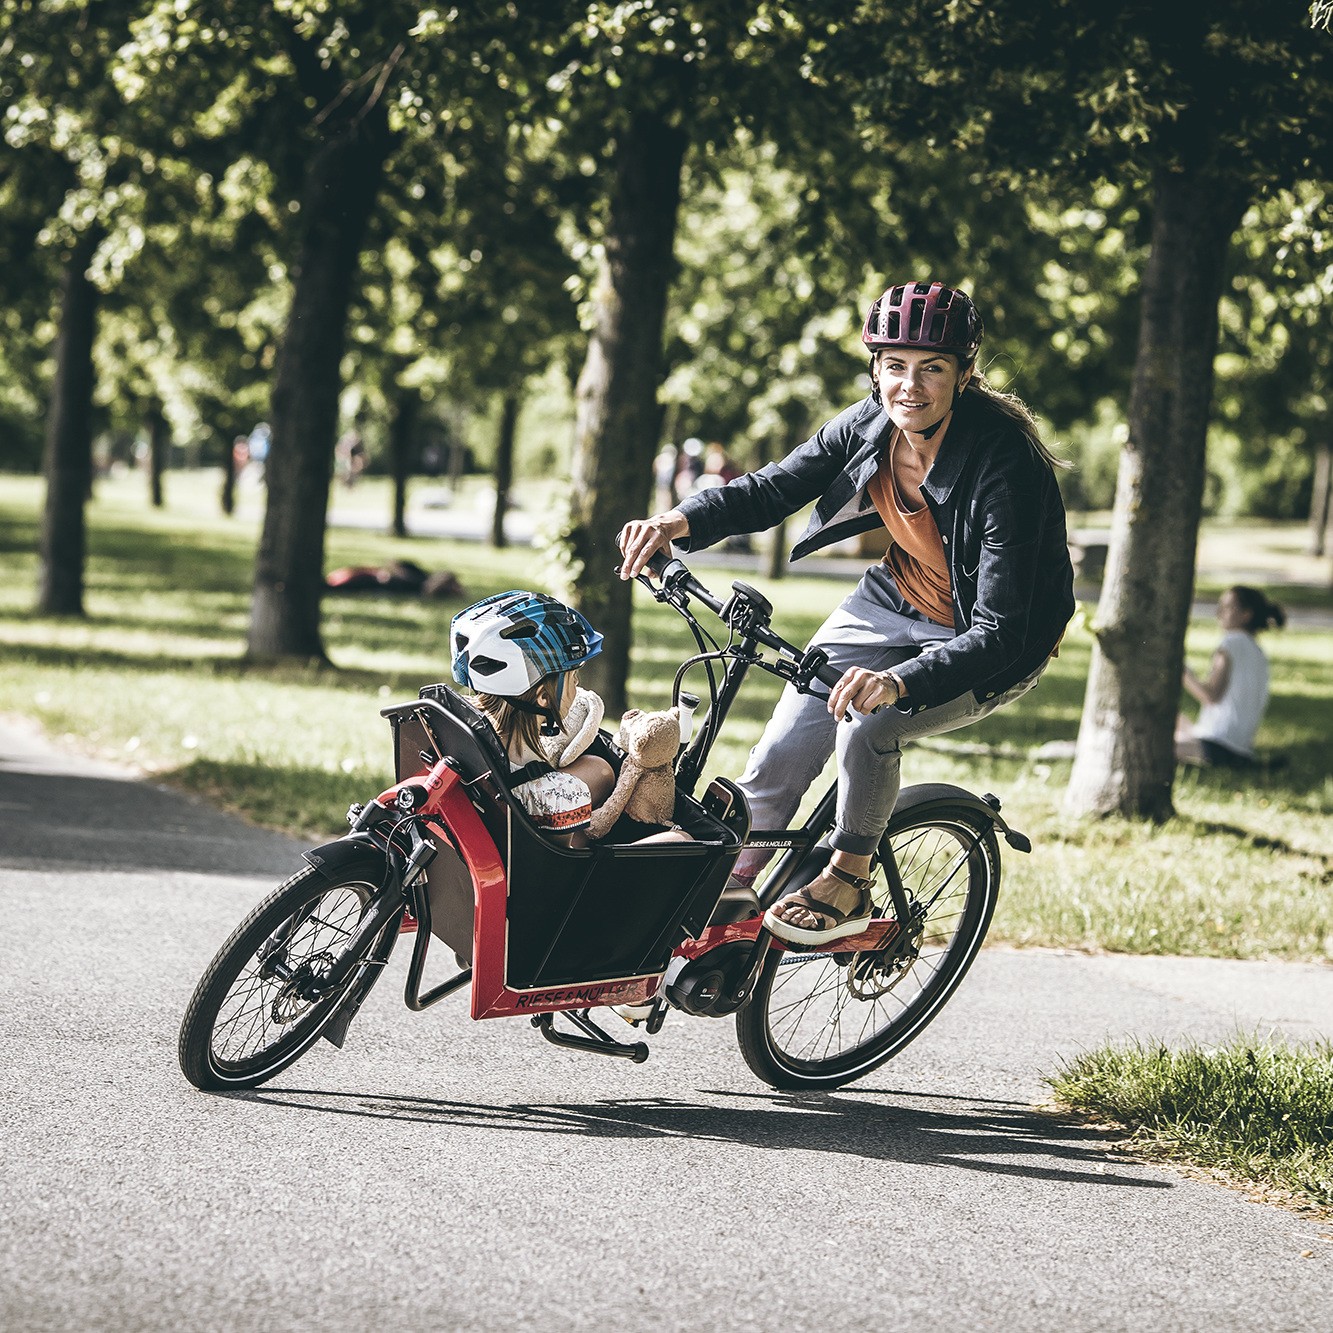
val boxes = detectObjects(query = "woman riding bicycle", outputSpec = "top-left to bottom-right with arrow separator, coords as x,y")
618,280 -> 1076,946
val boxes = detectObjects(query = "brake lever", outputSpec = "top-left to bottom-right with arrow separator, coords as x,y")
793,645 -> 831,692
619,563 -> 686,607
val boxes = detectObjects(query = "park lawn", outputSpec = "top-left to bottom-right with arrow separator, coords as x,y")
1,469 -> 1331,962
1048,1037 -> 1333,1214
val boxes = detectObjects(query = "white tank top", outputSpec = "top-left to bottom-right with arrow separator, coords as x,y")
1194,630 -> 1269,757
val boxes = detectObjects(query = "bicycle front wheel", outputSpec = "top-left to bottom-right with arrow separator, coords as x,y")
179,864 -> 396,1091
736,806 -> 1000,1090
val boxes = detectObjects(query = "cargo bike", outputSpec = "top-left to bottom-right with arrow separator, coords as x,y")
178,554 -> 1030,1092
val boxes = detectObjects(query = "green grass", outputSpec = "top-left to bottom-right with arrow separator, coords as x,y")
2,469 -> 1331,961
1048,1037 -> 1333,1212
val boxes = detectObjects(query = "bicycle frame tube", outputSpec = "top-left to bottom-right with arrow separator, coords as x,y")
667,606 -> 841,912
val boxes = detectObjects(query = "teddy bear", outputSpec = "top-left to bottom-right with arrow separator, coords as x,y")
585,706 -> 681,841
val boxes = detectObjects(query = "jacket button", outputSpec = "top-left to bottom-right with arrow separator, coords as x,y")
986,691 -> 996,699
941,535 -> 948,544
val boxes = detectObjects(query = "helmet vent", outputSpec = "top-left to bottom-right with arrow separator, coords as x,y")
500,620 -> 540,640
469,655 -> 505,676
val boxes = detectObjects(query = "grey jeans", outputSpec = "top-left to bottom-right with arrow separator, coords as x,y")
733,563 -> 1044,879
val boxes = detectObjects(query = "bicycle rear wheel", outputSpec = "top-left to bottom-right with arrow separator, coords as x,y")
736,805 -> 1000,1090
178,864 -> 397,1091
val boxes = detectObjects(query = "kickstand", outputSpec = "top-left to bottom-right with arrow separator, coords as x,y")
532,1010 -> 650,1064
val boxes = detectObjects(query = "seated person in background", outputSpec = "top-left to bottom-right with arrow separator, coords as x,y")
1175,585 -> 1286,768
451,591 -> 614,845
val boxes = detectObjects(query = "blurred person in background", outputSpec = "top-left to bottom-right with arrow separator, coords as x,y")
1176,585 -> 1286,768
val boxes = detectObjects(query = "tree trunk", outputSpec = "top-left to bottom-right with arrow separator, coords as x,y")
389,383 -> 419,540
491,390 -> 520,549
566,109 -> 688,713
1309,443 -> 1331,558
1065,166 -> 1246,819
247,98 -> 392,661
147,400 -> 169,508
37,230 -> 101,616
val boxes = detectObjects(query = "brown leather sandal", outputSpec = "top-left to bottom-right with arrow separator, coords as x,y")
763,863 -> 876,946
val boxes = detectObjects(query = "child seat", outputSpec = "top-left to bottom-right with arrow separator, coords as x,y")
386,684 -> 744,992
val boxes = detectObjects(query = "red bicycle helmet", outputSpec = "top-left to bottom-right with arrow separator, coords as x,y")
861,281 -> 983,363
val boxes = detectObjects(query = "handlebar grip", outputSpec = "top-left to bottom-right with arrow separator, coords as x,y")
815,661 -> 845,689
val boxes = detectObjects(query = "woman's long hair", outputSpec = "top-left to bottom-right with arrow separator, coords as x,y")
962,370 -> 1071,472
1229,586 -> 1286,633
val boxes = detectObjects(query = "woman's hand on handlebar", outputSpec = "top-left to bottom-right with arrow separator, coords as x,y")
617,511 -> 690,579
828,666 -> 901,721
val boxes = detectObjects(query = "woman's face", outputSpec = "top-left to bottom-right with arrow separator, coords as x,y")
873,348 -> 971,436
1217,590 -> 1250,631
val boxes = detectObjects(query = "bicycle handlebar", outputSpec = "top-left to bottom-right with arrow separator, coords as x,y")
643,550 -> 844,692
645,550 -> 722,613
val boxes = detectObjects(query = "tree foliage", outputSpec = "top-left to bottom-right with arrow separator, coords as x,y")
1,0 -> 1329,737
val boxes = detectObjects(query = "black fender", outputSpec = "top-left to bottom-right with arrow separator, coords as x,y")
889,783 -> 1031,853
302,832 -> 401,885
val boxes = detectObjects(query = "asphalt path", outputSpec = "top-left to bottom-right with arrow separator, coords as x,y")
1,719 -> 1330,1332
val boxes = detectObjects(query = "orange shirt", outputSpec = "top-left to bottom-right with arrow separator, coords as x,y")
867,430 -> 955,628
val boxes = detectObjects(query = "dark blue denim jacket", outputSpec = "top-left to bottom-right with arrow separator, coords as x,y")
676,389 -> 1076,711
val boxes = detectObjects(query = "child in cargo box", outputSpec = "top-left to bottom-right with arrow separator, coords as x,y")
450,590 -> 615,845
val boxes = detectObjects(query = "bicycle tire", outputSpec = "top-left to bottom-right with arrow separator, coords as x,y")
736,805 -> 1000,1090
179,864 -> 396,1091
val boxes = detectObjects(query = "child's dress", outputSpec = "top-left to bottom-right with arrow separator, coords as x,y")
505,688 -> 605,833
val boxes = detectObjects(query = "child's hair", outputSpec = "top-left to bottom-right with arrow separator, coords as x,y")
1230,585 -> 1286,633
476,671 -> 570,754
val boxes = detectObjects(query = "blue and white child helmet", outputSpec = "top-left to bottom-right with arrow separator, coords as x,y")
450,591 -> 603,697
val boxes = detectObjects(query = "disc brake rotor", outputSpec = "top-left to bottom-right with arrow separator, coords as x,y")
846,924 -> 923,1000
270,951 -> 335,1024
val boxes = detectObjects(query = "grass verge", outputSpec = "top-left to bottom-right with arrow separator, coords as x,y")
2,470 -> 1331,960
1048,1037 -> 1333,1213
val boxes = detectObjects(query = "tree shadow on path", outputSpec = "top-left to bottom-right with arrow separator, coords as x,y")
0,767 -> 300,876
237,1083 -> 1165,1192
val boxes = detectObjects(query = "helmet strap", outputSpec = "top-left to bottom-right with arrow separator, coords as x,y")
508,670 -> 566,736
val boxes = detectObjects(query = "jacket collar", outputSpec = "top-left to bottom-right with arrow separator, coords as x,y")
846,396 -> 895,488
848,394 -> 894,449
921,392 -> 983,506
848,391 -> 983,505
